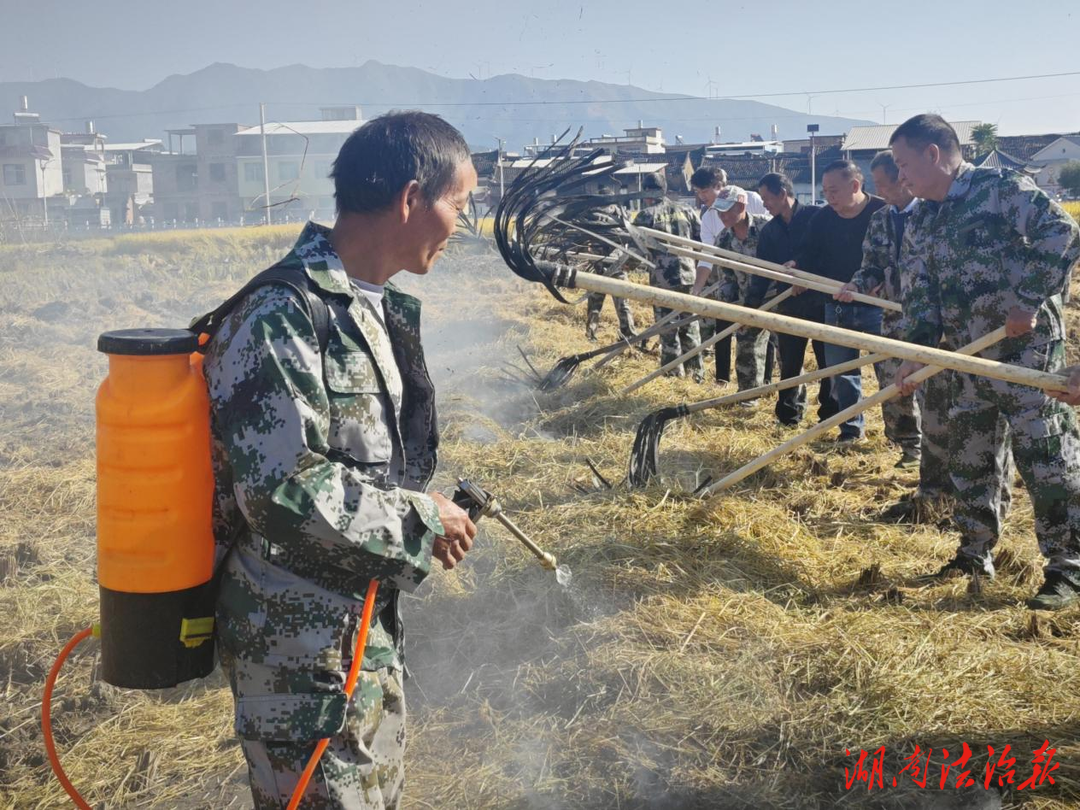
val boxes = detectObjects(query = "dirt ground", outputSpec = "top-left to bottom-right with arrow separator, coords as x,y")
2,225 -> 1080,809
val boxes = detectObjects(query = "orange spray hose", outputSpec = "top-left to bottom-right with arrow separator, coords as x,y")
42,626 -> 96,810
286,578 -> 380,810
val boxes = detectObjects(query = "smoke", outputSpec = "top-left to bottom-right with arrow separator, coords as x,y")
0,236 -> 677,808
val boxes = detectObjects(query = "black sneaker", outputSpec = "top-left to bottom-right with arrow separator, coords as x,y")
916,553 -> 994,583
1027,572 -> 1080,611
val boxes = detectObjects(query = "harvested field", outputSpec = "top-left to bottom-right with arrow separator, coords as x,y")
2,223 -> 1080,809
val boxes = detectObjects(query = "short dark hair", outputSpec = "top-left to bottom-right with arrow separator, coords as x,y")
758,172 -> 794,198
822,159 -> 864,187
888,113 -> 961,156
690,166 -> 726,190
331,110 -> 471,215
642,171 -> 667,194
869,150 -> 899,182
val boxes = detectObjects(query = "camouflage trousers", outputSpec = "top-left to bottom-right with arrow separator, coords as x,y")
237,666 -> 407,810
653,290 -> 703,379
948,340 -> 1080,577
733,325 -> 774,392
586,290 -> 634,334
919,369 -> 1015,520
586,263 -> 635,339
873,355 -> 922,453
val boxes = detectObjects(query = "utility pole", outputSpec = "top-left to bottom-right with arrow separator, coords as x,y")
39,159 -> 49,228
807,124 -> 819,206
495,137 -> 505,202
259,102 -> 272,226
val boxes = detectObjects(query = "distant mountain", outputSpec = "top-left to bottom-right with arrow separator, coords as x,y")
0,61 -> 873,150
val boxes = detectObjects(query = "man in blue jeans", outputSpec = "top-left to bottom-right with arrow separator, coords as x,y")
792,160 -> 886,444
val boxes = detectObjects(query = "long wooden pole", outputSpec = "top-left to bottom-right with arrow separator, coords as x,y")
639,225 -> 892,299
680,351 -> 889,414
546,214 -> 656,269
590,280 -> 722,371
551,268 -> 1069,392
655,241 -> 903,313
621,289 -> 793,394
697,327 -> 1008,497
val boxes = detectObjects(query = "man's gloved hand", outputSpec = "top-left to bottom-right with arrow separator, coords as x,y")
429,491 -> 477,570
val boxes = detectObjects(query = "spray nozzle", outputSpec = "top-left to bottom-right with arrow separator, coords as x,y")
453,477 -> 561,575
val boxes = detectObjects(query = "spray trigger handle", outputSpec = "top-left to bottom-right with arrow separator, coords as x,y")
452,478 -> 493,522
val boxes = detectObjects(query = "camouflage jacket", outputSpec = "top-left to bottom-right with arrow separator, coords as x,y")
203,221 -> 443,741
635,198 -> 701,289
902,164 -> 1080,360
850,203 -> 917,336
714,213 -> 772,303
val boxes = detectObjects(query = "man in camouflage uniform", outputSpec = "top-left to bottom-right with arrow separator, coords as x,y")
892,114 -> 1080,609
839,151 -> 923,468
634,172 -> 704,381
583,200 -> 637,341
843,152 -> 1015,519
203,112 -> 479,808
585,251 -> 636,341
706,195 -> 774,393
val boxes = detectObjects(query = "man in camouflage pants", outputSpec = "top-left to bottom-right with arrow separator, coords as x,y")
700,194 -> 775,394
204,112 -> 479,808
842,152 -> 1015,519
582,194 -> 637,341
839,151 -> 922,468
634,172 -> 705,382
893,114 -> 1080,609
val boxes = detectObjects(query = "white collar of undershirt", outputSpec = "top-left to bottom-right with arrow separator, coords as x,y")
352,279 -> 385,316
893,197 -> 918,215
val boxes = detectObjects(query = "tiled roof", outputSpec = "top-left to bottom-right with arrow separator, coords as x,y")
975,148 -> 1035,172
844,121 -> 980,153
995,132 -> 1080,162
702,145 -> 843,187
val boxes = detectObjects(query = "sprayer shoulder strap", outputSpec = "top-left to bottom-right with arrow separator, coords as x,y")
197,263 -> 332,589
191,262 -> 331,354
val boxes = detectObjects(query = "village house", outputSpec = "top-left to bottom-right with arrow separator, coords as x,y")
234,106 -> 363,223
0,98 -> 63,227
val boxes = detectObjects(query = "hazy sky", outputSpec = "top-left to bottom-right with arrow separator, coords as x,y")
2,0 -> 1078,135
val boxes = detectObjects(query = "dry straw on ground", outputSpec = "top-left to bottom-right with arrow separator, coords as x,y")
1,222 -> 1080,809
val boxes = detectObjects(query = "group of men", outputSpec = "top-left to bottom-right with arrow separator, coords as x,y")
200,109 -> 1080,809
615,114 -> 1080,610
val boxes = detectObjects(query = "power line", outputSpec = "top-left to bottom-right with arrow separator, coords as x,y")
282,70 -> 1080,107
35,70 -> 1080,124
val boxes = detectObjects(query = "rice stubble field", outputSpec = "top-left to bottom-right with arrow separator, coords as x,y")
2,221 -> 1080,809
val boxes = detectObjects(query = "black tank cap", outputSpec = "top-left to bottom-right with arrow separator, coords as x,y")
97,328 -> 199,356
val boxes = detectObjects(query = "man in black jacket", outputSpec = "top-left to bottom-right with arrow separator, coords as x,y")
748,172 -> 839,426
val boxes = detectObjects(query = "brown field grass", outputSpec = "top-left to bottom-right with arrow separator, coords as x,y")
1,224 -> 1080,809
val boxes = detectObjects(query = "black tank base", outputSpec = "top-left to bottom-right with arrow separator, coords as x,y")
99,581 -> 216,689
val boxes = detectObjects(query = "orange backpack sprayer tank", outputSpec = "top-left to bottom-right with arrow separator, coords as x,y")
95,328 -> 217,688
